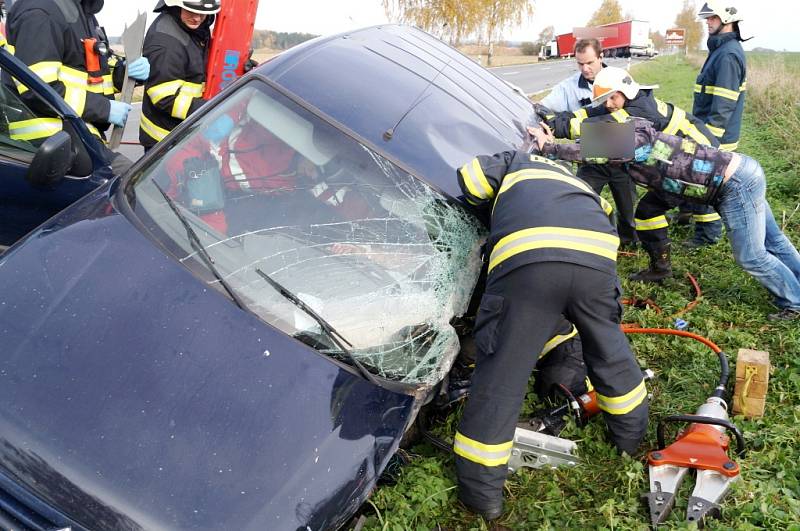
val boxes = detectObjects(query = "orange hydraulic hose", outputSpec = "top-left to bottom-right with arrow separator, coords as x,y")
621,326 -> 722,353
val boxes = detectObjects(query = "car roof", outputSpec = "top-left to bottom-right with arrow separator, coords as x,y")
256,24 -> 535,199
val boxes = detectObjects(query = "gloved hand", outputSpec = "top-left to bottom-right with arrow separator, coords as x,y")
202,114 -> 235,143
107,100 -> 132,126
126,56 -> 150,81
532,102 -> 553,121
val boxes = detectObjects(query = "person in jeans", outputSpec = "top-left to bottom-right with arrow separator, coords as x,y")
529,119 -> 800,321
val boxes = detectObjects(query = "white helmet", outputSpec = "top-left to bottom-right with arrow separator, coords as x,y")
697,1 -> 743,24
590,67 -> 658,107
157,0 -> 221,15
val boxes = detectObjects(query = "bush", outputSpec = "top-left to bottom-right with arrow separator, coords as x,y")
520,41 -> 538,56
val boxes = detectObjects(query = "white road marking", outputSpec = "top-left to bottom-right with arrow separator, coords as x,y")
502,71 -> 520,76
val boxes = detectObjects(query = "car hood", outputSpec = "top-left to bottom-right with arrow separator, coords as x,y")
0,186 -> 415,531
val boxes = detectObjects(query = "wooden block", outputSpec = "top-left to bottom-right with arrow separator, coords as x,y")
732,348 -> 770,418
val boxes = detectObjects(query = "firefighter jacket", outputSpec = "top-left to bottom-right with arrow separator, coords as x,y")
539,118 -> 735,205
4,0 -> 123,142
693,32 -> 746,152
457,152 -> 617,282
547,89 -> 719,149
140,9 -> 211,148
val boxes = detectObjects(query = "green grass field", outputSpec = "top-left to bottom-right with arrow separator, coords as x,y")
360,53 -> 800,530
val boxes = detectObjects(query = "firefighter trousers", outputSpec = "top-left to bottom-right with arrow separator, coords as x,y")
578,163 -> 639,245
454,262 -> 648,509
635,191 -> 722,250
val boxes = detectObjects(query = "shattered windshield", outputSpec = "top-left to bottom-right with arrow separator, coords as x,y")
127,81 -> 485,384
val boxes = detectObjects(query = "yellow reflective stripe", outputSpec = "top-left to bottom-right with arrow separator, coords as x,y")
64,86 -> 86,115
102,74 -> 115,95
694,84 -> 702,93
140,114 -> 171,142
680,121 -> 713,146
719,142 -> 738,152
705,85 -> 740,101
706,124 -> 725,138
172,93 -> 193,120
499,168 -> 596,197
663,107 -> 686,135
30,61 -> 61,84
489,227 -> 619,272
181,81 -> 204,97
539,324 -> 578,358
569,109 -> 587,139
596,379 -> 647,415
9,117 -> 62,141
453,432 -> 512,467
600,197 -> 613,216
85,123 -> 102,139
58,65 -> 88,88
693,212 -> 721,223
13,77 -> 29,95
147,80 -> 183,104
739,81 -> 747,91
6,44 -> 15,55
585,378 -> 594,392
635,215 -> 668,231
459,158 -> 495,201
654,98 -> 669,117
610,109 -> 630,123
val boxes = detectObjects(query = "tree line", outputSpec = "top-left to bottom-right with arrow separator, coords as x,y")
251,30 -> 319,50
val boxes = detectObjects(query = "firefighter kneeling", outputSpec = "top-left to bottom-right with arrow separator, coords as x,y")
454,146 -> 648,521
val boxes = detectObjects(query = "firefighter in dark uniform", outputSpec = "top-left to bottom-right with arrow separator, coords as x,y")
4,0 -> 150,174
140,0 -> 220,152
541,66 -> 720,282
677,1 -> 748,248
453,146 -> 649,520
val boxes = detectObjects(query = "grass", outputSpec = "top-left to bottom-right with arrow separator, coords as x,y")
359,53 -> 800,530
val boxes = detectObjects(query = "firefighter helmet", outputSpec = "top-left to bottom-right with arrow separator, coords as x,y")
155,0 -> 221,15
590,67 -> 658,106
697,1 -> 743,24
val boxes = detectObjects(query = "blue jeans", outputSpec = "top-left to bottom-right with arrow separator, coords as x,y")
716,154 -> 800,310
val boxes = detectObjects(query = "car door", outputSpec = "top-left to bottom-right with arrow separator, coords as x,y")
0,47 -> 108,247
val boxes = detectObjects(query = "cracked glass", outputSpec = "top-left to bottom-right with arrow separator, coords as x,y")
128,82 -> 485,384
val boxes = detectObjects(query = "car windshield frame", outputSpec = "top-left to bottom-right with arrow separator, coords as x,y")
120,77 -> 486,385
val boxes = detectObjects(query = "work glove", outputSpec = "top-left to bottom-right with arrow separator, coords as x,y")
126,56 -> 150,81
202,114 -> 235,144
532,102 -> 553,120
107,100 -> 132,126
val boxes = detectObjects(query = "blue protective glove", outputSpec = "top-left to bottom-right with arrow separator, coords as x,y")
108,100 -> 132,126
126,56 -> 150,81
202,114 -> 235,143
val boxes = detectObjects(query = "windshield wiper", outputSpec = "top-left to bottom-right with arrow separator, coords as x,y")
153,182 -> 247,310
255,268 -> 380,385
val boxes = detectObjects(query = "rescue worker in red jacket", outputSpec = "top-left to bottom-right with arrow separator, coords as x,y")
140,0 -> 220,152
453,147 -> 649,520
4,0 -> 150,174
539,66 -> 720,282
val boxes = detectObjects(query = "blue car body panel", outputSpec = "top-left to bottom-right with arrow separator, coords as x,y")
0,184 -> 414,530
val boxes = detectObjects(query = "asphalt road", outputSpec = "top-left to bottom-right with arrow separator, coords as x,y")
490,56 -> 647,96
116,57 -> 649,161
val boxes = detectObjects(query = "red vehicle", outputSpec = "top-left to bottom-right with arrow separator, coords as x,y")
540,20 -> 655,59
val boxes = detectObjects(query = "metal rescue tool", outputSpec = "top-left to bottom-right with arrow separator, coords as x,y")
508,424 -> 579,472
646,397 -> 745,528
109,11 -> 147,150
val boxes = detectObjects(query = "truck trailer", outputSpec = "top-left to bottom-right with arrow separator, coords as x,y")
539,20 -> 655,59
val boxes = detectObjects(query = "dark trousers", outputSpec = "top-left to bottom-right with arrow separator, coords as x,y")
455,262 -> 648,508
578,164 -> 638,244
635,190 -> 680,249
679,203 -> 724,243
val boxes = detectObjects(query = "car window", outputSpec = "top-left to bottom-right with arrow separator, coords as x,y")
0,66 -> 46,161
127,81 -> 486,384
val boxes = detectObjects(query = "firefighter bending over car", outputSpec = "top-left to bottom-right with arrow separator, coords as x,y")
538,66 -> 720,283
453,144 -> 649,521
4,0 -> 150,174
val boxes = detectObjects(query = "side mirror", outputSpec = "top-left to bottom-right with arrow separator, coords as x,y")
26,130 -> 75,187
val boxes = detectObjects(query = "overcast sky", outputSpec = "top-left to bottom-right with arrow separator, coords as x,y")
99,0 -> 796,52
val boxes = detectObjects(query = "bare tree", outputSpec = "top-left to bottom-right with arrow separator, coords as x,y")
537,24 -> 555,46
481,0 -> 535,65
586,0 -> 623,27
673,0 -> 703,51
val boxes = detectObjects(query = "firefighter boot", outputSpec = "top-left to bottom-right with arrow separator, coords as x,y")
629,244 -> 672,283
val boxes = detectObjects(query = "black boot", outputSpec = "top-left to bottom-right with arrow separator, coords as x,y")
629,244 -> 672,283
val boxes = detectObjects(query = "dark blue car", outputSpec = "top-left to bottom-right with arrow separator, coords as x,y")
0,25 -> 537,530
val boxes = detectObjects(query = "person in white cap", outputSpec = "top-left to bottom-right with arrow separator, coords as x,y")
541,66 -> 721,282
